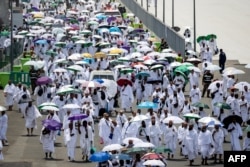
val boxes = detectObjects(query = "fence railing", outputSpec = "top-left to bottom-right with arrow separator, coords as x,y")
120,0 -> 186,56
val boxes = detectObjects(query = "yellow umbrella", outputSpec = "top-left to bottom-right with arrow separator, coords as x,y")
109,48 -> 123,54
33,13 -> 44,18
82,53 -> 92,58
94,52 -> 106,58
148,37 -> 158,42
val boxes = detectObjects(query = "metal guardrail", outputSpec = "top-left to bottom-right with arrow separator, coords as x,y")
120,0 -> 186,56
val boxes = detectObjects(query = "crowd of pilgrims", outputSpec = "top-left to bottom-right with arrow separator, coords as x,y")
1,0 -> 250,166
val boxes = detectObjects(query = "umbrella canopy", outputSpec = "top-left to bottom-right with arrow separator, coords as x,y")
133,142 -> 155,148
36,76 -> 52,85
122,137 -> 143,145
56,87 -> 75,94
124,147 -> 147,155
187,66 -> 201,73
205,64 -> 221,71
41,105 -> 59,111
198,116 -> 219,125
223,69 -> 245,75
186,58 -> 201,64
110,154 -> 131,160
152,147 -> 172,153
42,119 -> 62,131
68,114 -> 88,121
234,82 -> 250,91
141,153 -> 165,160
143,160 -> 165,166
62,104 -> 81,109
120,68 -> 134,74
38,102 -> 58,109
82,81 -> 103,88
135,72 -> 150,78
117,78 -> 133,87
94,52 -> 106,59
102,79 -> 118,98
131,115 -> 150,122
183,113 -> 200,119
206,34 -> 217,40
214,102 -> 231,110
82,53 -> 92,58
163,116 -> 185,124
102,144 -> 124,152
66,65 -> 84,72
223,115 -> 243,129
150,64 -> 164,70
137,101 -> 158,109
0,106 -> 7,112
191,102 -> 210,109
245,64 -> 250,68
89,152 -> 110,162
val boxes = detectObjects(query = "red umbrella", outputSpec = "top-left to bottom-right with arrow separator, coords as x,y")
141,153 -> 165,160
117,78 -> 133,87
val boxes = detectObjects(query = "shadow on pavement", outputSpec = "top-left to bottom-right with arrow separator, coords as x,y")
0,162 -> 32,167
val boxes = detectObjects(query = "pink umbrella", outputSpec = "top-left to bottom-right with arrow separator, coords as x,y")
82,81 -> 103,88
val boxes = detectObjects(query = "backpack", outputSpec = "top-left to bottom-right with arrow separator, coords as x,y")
37,86 -> 43,96
100,91 -> 106,100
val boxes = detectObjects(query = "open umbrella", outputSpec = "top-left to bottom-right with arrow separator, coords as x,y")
163,116 -> 185,124
143,160 -> 165,166
150,64 -> 164,70
152,147 -> 172,153
62,104 -> 81,109
183,113 -> 200,119
66,65 -> 84,72
186,58 -> 202,64
133,142 -> 155,148
42,119 -> 62,131
111,154 -> 131,160
187,66 -> 201,73
38,102 -> 58,109
198,116 -> 219,125
94,52 -> 106,59
206,34 -> 217,40
41,106 -> 59,111
192,102 -> 210,109
197,36 -> 208,43
82,81 -> 103,88
102,79 -> 118,98
36,76 -> 52,85
122,137 -> 143,145
68,114 -> 88,121
245,64 -> 250,69
141,153 -> 165,160
223,69 -> 245,75
89,152 -> 110,162
124,147 -> 147,155
135,72 -> 150,78
234,82 -> 250,92
205,64 -> 221,71
56,87 -> 75,94
223,115 -> 243,129
102,144 -> 124,152
214,102 -> 231,110
137,101 -> 158,109
117,78 -> 133,87
131,115 -> 150,122
0,106 -> 7,112
120,68 -> 134,74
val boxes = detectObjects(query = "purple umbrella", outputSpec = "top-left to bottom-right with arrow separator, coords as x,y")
31,7 -> 40,12
42,119 -> 62,131
68,114 -> 88,121
134,28 -> 144,33
36,76 -> 52,85
107,16 -> 117,24
122,46 -> 130,52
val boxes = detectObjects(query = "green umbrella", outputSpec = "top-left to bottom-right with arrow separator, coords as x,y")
46,50 -> 57,56
80,30 -> 92,35
124,148 -> 147,155
70,19 -> 78,24
244,125 -> 250,132
192,102 -> 210,109
0,30 -> 10,37
27,20 -> 39,25
55,42 -> 66,48
206,34 -> 217,40
38,102 -> 58,110
214,102 -> 231,110
120,68 -> 134,74
183,113 -> 200,119
109,60 -> 124,66
88,20 -> 99,25
197,36 -> 208,43
152,147 -> 172,153
56,87 -> 75,95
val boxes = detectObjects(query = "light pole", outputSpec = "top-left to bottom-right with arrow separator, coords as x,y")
172,0 -> 174,27
163,0 -> 165,23
141,0 -> 143,8
193,0 -> 196,51
10,0 -> 13,71
155,0 -> 157,17
147,0 -> 149,11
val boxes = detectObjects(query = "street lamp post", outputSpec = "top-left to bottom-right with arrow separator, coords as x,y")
172,0 -> 174,27
193,0 -> 196,51
163,0 -> 165,23
147,0 -> 149,11
141,0 -> 143,8
155,0 -> 157,17
10,0 -> 13,71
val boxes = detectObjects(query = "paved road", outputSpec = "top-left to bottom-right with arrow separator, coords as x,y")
1,60 -> 250,167
138,0 -> 250,63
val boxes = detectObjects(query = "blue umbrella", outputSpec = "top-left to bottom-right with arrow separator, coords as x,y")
89,152 -> 110,162
98,28 -> 110,34
84,58 -> 93,64
96,14 -> 107,20
138,101 -> 158,109
93,79 -> 104,84
109,27 -> 121,33
111,154 -> 132,160
136,72 -> 150,78
35,39 -> 47,44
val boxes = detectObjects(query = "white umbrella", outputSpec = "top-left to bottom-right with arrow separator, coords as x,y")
234,82 -> 250,91
24,60 -> 44,70
38,102 -> 58,109
131,115 -> 150,122
208,80 -> 223,90
54,58 -> 67,64
0,106 -> 7,112
160,52 -> 178,58
67,65 -> 84,72
68,53 -> 82,60
187,50 -> 196,55
102,79 -> 117,98
224,69 -> 245,75
186,58 -> 201,63
137,41 -> 149,46
41,106 -> 59,111
114,65 -> 128,69
245,64 -> 250,68
143,59 -> 156,65
14,35 -> 25,39
205,64 -> 221,71
130,52 -> 142,58
163,116 -> 185,124
53,68 -> 67,73
62,104 -> 81,109
133,142 -> 155,148
143,160 -> 165,166
102,144 -> 124,152
223,67 -> 237,73
170,61 -> 182,68
123,137 -> 143,145
187,66 -> 201,73
161,48 -> 173,53
138,46 -> 153,53
183,113 -> 200,119
147,52 -> 161,58
133,64 -> 148,70
75,61 -> 89,65
198,116 -> 218,125
150,64 -> 164,70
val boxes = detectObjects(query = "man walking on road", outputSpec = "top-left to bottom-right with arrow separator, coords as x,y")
219,49 -> 226,73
